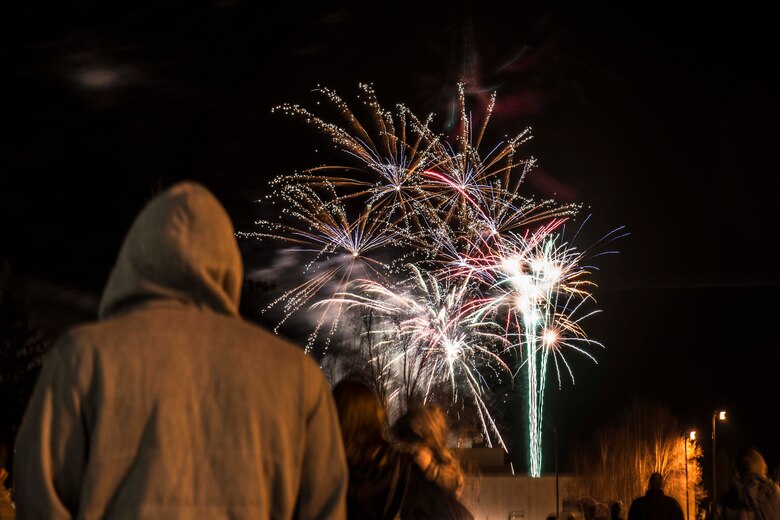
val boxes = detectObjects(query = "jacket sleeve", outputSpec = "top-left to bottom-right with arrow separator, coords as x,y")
14,346 -> 88,519
294,368 -> 347,520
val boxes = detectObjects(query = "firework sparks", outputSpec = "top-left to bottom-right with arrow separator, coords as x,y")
244,83 -> 622,474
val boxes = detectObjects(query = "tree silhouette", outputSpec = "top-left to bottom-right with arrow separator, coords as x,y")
573,400 -> 705,519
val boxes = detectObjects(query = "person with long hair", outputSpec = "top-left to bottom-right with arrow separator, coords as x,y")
333,379 -> 405,520
333,380 -> 473,520
393,405 -> 465,498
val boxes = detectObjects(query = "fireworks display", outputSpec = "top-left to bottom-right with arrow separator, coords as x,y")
240,83 -> 625,476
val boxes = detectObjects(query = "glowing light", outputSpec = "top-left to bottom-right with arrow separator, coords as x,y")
246,83 -> 625,476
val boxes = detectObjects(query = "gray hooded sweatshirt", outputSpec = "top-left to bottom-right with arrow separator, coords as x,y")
14,182 -> 347,519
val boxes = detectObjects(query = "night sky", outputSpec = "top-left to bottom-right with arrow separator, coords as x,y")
2,1 -> 779,482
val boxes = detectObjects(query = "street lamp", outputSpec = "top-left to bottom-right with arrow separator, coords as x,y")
554,426 -> 559,520
685,430 -> 696,520
712,410 -> 727,509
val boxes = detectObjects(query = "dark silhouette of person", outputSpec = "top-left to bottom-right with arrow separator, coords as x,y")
333,379 -> 473,520
610,500 -> 625,520
716,447 -> 780,519
627,472 -> 684,520
13,182 -> 348,519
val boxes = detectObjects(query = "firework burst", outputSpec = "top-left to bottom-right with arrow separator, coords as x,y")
243,83 -> 624,475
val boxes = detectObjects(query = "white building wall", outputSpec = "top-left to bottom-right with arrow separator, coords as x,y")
460,474 -> 584,520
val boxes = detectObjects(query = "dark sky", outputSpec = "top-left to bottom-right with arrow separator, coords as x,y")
2,1 -> 779,480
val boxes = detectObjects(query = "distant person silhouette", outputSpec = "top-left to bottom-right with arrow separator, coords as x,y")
14,182 -> 347,519
581,496 -> 610,520
610,500 -> 625,520
627,472 -> 684,520
590,501 -> 611,520
716,447 -> 780,520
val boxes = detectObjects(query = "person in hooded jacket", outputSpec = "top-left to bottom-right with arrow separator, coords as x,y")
716,447 -> 780,520
13,182 -> 348,519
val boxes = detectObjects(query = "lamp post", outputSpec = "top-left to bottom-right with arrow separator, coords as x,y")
685,430 -> 695,520
554,426 -> 559,520
711,410 -> 726,510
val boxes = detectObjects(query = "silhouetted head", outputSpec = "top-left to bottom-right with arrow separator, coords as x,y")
580,496 -> 597,519
332,379 -> 387,467
610,500 -> 624,519
394,405 -> 449,454
648,472 -> 664,491
735,447 -> 768,478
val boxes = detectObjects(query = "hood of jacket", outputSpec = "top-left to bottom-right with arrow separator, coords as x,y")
98,181 -> 243,319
